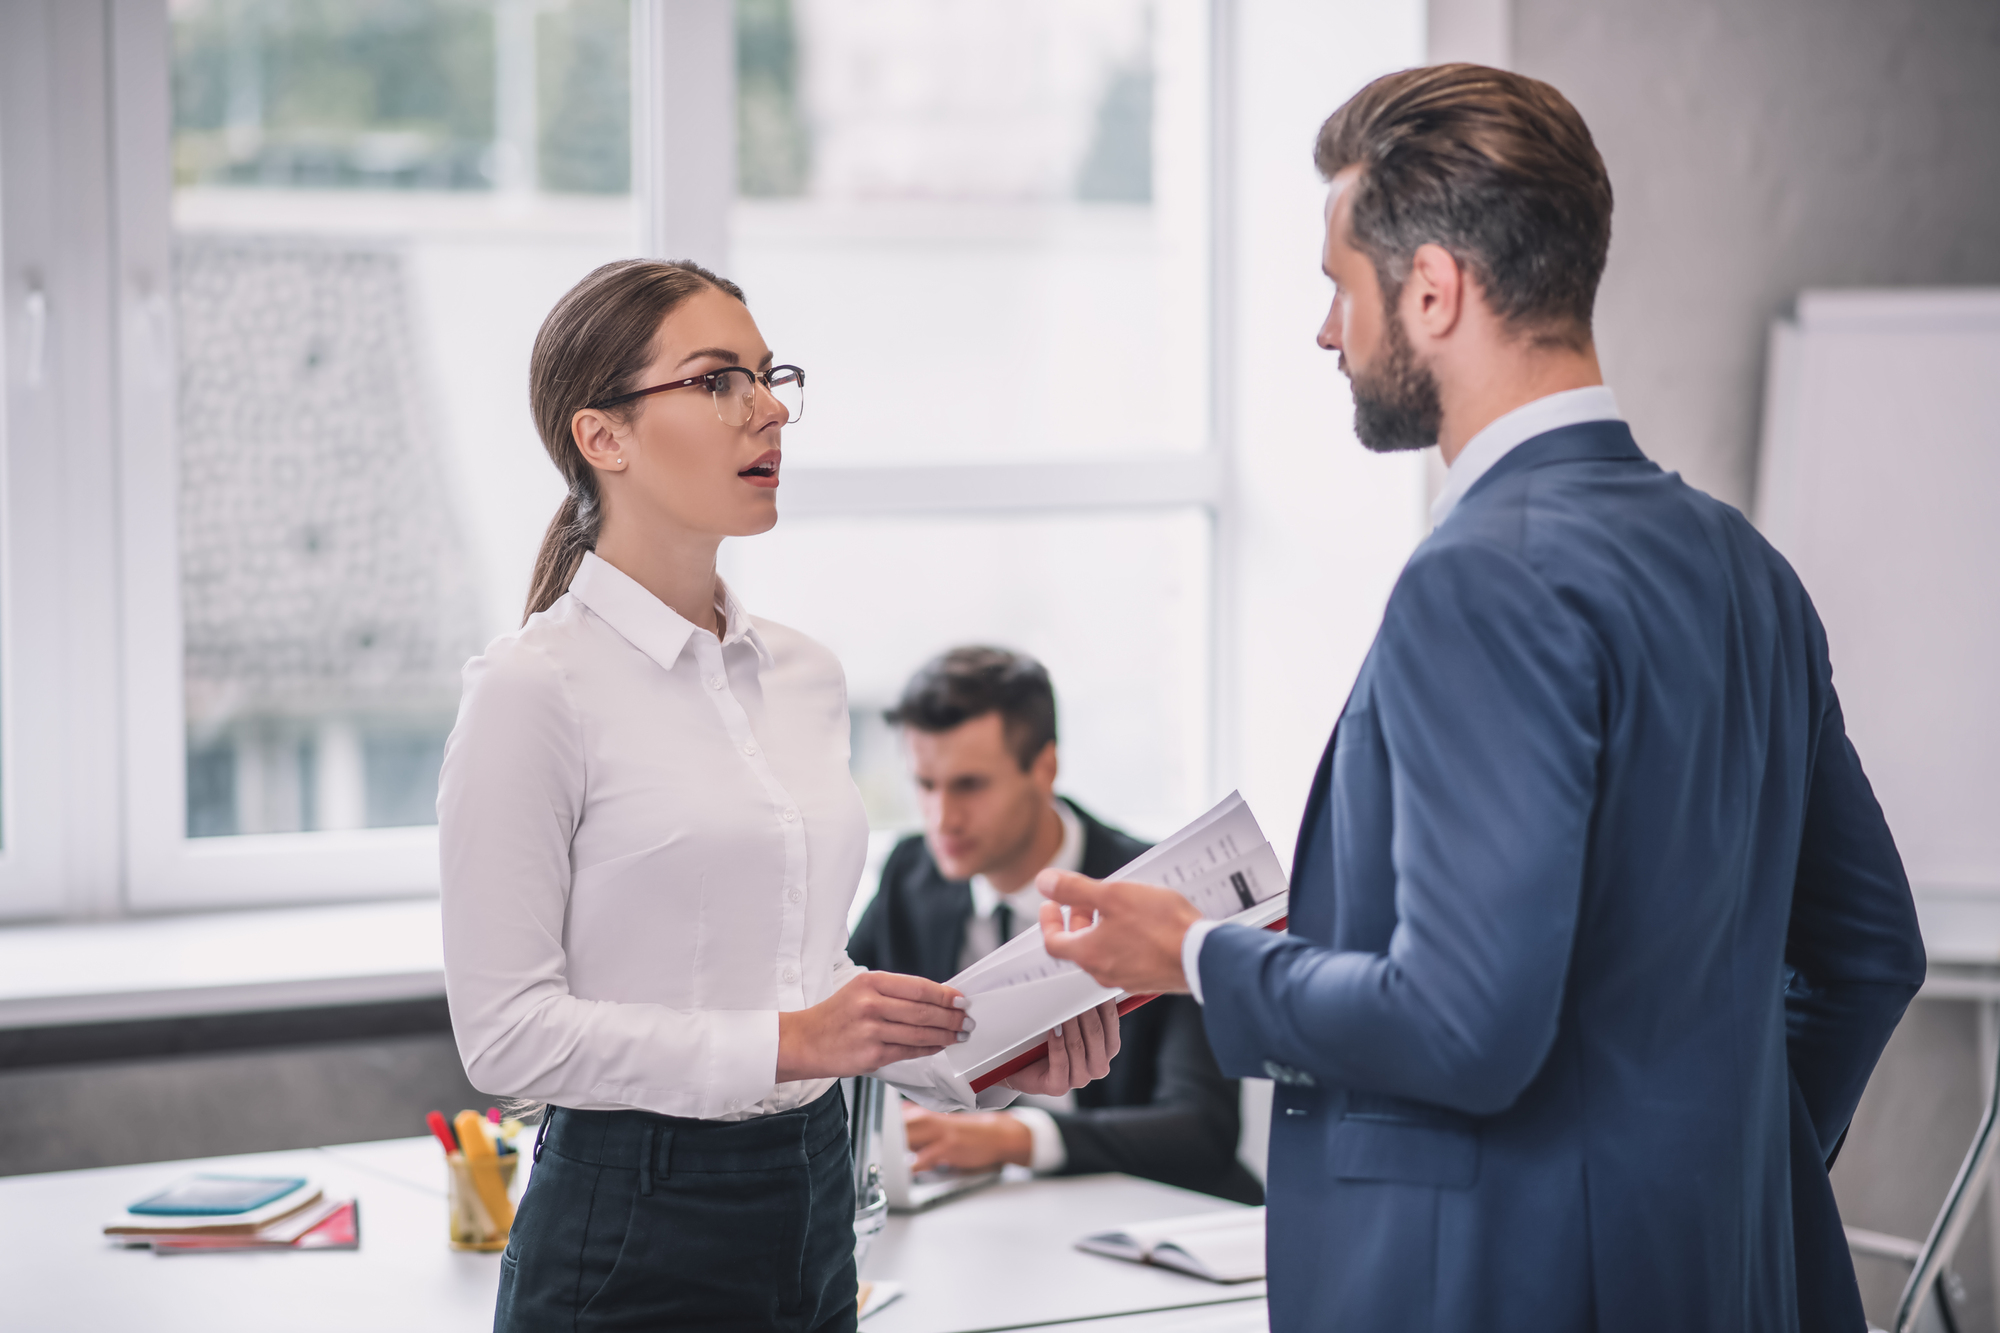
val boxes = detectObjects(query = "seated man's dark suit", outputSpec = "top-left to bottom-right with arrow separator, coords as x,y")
1197,421 -> 1927,1331
850,798 -> 1262,1205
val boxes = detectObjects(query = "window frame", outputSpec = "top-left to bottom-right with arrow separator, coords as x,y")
0,0 -> 127,921
8,0 -> 1240,918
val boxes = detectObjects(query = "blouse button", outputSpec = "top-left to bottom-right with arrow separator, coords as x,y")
707,675 -> 724,690
789,889 -> 802,904
782,968 -> 798,984
742,742 -> 758,756
782,808 -> 797,822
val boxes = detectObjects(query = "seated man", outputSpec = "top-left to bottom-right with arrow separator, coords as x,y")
849,646 -> 1262,1204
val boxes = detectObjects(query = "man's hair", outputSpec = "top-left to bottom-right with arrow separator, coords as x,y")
1315,63 -> 1612,349
885,647 -> 1057,772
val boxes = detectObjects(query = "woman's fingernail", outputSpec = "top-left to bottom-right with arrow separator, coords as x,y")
960,1016 -> 977,1032
956,1030 -> 970,1043
952,996 -> 970,1010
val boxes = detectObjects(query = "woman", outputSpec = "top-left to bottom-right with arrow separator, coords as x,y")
438,259 -> 1119,1333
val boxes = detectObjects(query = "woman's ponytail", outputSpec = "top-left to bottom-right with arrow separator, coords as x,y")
523,490 -> 600,621
521,258 -> 746,623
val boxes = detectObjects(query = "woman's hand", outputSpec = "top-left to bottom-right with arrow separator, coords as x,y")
1001,999 -> 1121,1096
776,972 -> 971,1082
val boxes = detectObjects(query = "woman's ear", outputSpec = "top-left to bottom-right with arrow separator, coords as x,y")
572,408 -> 629,473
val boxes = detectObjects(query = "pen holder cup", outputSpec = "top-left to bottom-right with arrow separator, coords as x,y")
446,1153 -> 519,1252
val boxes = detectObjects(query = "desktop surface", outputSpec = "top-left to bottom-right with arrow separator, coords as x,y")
0,1133 -> 1264,1333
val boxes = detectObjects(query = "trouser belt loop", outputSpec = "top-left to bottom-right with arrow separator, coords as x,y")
639,1124 -> 656,1196
532,1108 -> 555,1163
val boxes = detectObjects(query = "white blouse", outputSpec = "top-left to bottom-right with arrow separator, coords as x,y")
437,551 -> 869,1121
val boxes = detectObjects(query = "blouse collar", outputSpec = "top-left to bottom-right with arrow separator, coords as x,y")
568,550 -> 775,672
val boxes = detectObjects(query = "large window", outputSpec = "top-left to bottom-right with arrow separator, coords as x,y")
723,0 -> 1221,849
730,0 -> 1210,465
722,508 -> 1213,838
0,0 -> 1253,918
170,0 -> 633,841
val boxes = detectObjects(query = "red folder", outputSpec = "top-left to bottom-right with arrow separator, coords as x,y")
968,915 -> 1288,1094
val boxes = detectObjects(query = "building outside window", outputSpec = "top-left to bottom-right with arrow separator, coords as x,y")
168,0 -> 635,838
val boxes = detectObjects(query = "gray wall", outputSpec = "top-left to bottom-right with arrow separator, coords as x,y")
0,1033 -> 481,1177
1835,1000 -> 1996,1330
1426,2 -> 2000,1328
1486,4 -> 2000,1320
1436,0 -> 2000,510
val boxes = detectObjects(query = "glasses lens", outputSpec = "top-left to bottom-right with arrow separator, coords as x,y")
769,367 -> 805,424
712,368 -> 756,427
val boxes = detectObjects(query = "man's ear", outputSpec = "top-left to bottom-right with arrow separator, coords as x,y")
1405,242 -> 1465,342
572,408 -> 628,473
1029,740 -> 1059,794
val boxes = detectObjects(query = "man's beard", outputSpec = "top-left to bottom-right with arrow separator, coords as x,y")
1349,304 -> 1441,454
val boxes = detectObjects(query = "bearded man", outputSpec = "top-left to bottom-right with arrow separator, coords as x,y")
1035,64 -> 1926,1333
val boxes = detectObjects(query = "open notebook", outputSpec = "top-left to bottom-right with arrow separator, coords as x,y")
1076,1207 -> 1266,1284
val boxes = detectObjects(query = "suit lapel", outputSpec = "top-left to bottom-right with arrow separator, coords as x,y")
917,862 -> 974,981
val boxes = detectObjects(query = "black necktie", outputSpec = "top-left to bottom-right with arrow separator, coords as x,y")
993,901 -> 1014,947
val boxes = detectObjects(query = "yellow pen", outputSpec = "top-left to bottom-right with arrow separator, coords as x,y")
455,1109 -> 516,1234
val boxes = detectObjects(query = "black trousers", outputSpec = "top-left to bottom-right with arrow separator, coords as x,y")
495,1087 -> 859,1333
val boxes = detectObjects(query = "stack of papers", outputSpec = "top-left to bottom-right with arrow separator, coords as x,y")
105,1174 -> 359,1253
946,792 -> 1289,1091
1076,1207 -> 1266,1283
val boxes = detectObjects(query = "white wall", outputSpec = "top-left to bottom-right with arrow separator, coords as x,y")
1225,0 -> 1429,865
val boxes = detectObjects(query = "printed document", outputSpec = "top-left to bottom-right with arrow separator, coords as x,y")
894,792 -> 1289,1098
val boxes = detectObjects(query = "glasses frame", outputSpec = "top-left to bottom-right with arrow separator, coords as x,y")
588,364 -> 805,424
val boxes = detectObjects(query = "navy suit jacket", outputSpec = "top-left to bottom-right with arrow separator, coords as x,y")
1198,422 -> 1926,1332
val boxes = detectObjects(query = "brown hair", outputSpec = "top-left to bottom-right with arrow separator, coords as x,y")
522,258 -> 746,621
1315,63 -> 1612,348
885,646 -> 1058,771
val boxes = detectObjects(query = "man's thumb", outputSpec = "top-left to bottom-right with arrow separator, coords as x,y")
1036,867 -> 1099,906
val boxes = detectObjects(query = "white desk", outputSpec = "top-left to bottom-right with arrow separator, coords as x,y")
861,1172 -> 1264,1333
0,1135 -> 1267,1332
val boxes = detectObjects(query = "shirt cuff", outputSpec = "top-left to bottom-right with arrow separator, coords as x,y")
1008,1107 -> 1067,1173
1182,919 -> 1223,1006
710,1009 -> 784,1116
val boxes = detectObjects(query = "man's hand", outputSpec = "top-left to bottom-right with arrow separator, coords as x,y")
1001,998 -> 1122,1095
1037,870 -> 1202,995
903,1104 -> 1033,1172
776,972 -> 970,1081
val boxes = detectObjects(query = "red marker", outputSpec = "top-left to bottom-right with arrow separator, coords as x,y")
487,1107 -> 502,1124
426,1110 -> 460,1157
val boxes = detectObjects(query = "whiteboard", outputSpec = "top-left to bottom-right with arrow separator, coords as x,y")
1757,288 -> 2000,933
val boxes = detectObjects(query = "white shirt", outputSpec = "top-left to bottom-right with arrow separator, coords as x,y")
1183,385 -> 1626,1005
1428,384 -> 1623,528
438,551 -> 869,1121
952,799 -> 1087,1171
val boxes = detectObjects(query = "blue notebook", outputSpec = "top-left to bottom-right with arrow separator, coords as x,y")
127,1175 -> 309,1216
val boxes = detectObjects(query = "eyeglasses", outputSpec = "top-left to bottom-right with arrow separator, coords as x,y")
589,364 -> 805,427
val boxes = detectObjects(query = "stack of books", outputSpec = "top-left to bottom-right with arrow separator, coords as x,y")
104,1174 -> 358,1254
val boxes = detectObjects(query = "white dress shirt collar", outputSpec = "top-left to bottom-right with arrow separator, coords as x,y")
970,798 -> 1085,923
1429,385 -> 1623,529
567,549 -> 775,672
